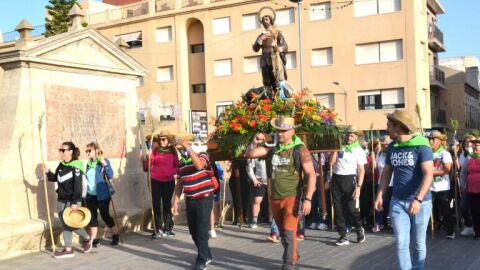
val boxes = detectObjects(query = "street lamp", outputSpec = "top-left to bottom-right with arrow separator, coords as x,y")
332,81 -> 348,125
290,0 -> 304,89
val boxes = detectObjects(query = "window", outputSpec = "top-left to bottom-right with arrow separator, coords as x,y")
310,2 -> 331,21
243,56 -> 260,73
355,40 -> 403,64
191,44 -> 204,53
315,93 -> 335,109
212,17 -> 231,35
216,101 -> 233,117
156,66 -> 173,82
155,26 -> 172,43
214,59 -> 232,76
114,31 -> 142,48
192,83 -> 206,93
276,8 -> 295,26
312,47 -> 333,66
286,52 -> 297,69
354,0 -> 401,17
242,13 -> 260,31
358,88 -> 404,110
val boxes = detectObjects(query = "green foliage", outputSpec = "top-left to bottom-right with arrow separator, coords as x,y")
45,0 -> 81,37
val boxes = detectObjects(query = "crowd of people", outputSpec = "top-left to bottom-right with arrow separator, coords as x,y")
43,109 -> 480,270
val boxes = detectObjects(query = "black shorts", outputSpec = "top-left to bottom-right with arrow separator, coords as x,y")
252,184 -> 267,198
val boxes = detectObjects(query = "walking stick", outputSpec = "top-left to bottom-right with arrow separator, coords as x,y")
38,113 -> 56,254
92,116 -> 124,243
450,118 -> 460,231
234,163 -> 244,230
329,163 -> 335,231
138,123 -> 147,231
317,154 -> 327,221
146,130 -> 157,233
369,123 -> 376,227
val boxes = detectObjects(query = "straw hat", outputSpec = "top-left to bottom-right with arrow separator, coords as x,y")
270,115 -> 301,131
173,132 -> 196,145
63,207 -> 91,229
345,125 -> 363,137
386,110 -> 417,134
146,128 -> 174,142
428,130 -> 447,141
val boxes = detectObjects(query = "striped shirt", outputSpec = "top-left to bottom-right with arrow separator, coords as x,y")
178,153 -> 214,198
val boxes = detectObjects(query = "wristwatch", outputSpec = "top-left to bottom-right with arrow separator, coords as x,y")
414,197 -> 423,204
304,198 -> 312,202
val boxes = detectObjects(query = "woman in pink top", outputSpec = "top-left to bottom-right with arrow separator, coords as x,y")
144,131 -> 179,239
464,137 -> 480,239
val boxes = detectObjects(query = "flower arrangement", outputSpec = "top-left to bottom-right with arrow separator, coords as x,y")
209,89 -> 342,158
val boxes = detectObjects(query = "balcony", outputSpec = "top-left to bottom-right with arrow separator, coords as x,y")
430,65 -> 447,91
431,109 -> 447,126
428,25 -> 445,52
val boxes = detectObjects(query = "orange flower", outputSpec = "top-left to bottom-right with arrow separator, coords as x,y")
258,115 -> 268,122
249,120 -> 257,128
233,123 -> 241,132
264,104 -> 271,112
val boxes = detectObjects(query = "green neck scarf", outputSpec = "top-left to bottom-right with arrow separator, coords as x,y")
87,158 -> 99,169
342,140 -> 361,153
433,146 -> 444,153
393,135 -> 431,148
471,153 -> 480,160
275,135 -> 304,153
180,156 -> 192,165
61,160 -> 85,174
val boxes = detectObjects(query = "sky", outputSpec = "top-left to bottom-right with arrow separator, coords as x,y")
0,0 -> 478,59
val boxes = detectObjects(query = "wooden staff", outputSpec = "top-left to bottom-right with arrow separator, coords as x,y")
38,113 -> 56,254
146,126 -> 157,233
92,116 -> 124,243
369,123 -> 376,226
415,105 -> 434,238
329,163 -> 334,231
450,118 -> 460,231
137,123 -> 147,231
317,153 -> 327,220
220,161 -> 231,227
234,161 -> 244,230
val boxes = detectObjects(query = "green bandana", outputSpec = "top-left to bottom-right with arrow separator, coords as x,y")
157,147 -> 172,153
275,135 -> 305,153
471,153 -> 480,160
393,135 -> 431,148
87,158 -> 101,170
180,157 -> 192,165
61,160 -> 85,174
433,146 -> 444,154
342,140 -> 361,153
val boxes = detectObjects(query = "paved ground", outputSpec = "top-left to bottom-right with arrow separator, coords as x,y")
2,224 -> 480,270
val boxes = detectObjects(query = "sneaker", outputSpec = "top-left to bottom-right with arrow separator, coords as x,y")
296,233 -> 304,241
164,231 -> 176,237
193,262 -> 208,270
335,236 -> 350,246
316,223 -> 328,231
309,223 -> 317,230
214,222 -> 223,229
266,233 -> 280,243
205,257 -> 213,265
248,223 -> 258,229
209,230 -> 217,238
82,238 -> 93,253
111,234 -> 120,245
372,224 -> 382,233
54,248 -> 74,259
357,227 -> 366,243
461,226 -> 475,236
92,239 -> 101,248
446,233 -> 455,239
151,230 -> 163,240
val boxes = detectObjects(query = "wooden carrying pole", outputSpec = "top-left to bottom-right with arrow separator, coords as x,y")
38,113 -> 56,254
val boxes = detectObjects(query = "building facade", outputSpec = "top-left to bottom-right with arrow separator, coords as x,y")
440,56 -> 480,136
81,0 -> 443,134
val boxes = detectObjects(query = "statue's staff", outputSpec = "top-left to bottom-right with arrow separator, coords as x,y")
38,113 -> 56,254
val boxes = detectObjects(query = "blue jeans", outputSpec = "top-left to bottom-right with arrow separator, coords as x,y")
271,219 -> 280,235
390,197 -> 432,270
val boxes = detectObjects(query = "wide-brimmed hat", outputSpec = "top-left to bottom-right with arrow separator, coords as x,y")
345,125 -> 363,136
428,130 -> 447,141
270,115 -> 301,131
173,132 -> 196,145
386,110 -> 417,134
146,128 -> 174,142
63,207 -> 91,229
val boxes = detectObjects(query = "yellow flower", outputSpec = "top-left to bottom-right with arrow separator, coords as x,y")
312,115 -> 321,121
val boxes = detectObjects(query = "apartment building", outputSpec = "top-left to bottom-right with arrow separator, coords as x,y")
80,0 -> 443,136
440,56 -> 480,135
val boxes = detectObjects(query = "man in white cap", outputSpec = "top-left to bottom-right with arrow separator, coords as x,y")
245,115 -> 316,270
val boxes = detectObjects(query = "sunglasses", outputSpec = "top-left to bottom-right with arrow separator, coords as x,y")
86,149 -> 94,154
58,148 -> 71,153
159,138 -> 168,142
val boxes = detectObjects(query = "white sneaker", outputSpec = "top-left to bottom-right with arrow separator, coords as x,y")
460,226 -> 475,236
316,223 -> 328,231
209,230 -> 217,238
309,223 -> 317,230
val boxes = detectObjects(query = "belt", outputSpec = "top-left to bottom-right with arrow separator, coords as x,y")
186,193 -> 211,201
